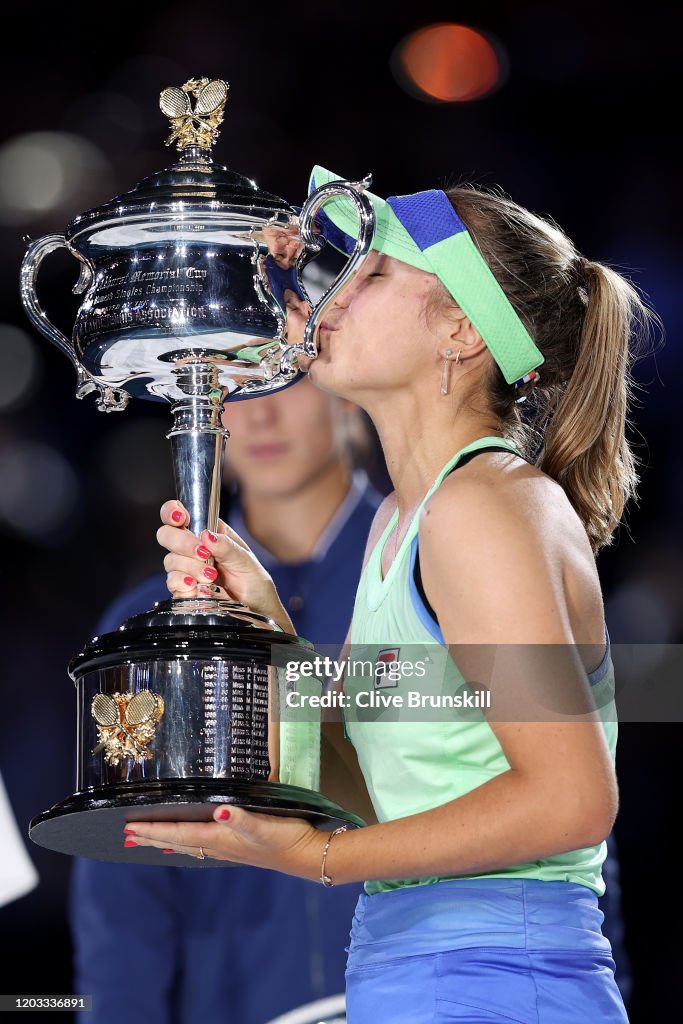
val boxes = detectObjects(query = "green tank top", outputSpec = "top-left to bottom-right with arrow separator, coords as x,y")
345,435 -> 617,896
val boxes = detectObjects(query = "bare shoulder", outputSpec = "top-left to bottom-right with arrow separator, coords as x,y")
424,450 -> 590,555
419,452 -> 605,647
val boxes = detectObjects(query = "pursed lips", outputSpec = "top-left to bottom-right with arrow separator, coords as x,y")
318,320 -> 339,353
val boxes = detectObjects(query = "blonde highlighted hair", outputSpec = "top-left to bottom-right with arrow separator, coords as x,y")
441,184 -> 661,555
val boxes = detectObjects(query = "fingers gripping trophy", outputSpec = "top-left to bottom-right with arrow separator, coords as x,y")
20,78 -> 375,863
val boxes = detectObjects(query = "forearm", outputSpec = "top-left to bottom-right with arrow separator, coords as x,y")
263,589 -> 295,635
323,769 -> 610,886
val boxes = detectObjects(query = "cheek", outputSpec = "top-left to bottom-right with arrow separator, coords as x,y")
357,287 -> 425,340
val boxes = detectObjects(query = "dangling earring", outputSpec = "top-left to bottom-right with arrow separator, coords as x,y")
440,349 -> 461,395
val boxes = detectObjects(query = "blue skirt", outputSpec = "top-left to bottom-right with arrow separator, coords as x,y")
345,879 -> 628,1023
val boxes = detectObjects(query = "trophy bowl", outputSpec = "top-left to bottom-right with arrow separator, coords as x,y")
21,77 -> 375,863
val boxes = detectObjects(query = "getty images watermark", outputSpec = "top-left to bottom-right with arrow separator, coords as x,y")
283,649 -> 491,712
272,641 -> 683,723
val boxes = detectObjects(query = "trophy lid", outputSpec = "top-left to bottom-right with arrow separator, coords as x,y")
69,598 -> 314,679
66,78 -> 294,245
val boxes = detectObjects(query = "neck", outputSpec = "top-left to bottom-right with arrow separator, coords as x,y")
239,459 -> 353,563
367,390 -> 502,517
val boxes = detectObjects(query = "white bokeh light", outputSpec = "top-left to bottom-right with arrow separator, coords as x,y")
0,324 -> 43,412
0,441 -> 80,537
0,131 -> 111,225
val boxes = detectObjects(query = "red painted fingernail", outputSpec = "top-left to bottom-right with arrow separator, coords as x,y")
196,545 -> 211,559
162,848 -> 175,854
124,839 -> 138,847
183,576 -> 195,587
123,827 -> 137,835
171,509 -> 184,523
203,566 -> 218,581
206,531 -> 218,543
216,807 -> 231,821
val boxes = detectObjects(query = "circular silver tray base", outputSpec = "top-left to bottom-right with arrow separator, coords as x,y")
29,780 -> 365,866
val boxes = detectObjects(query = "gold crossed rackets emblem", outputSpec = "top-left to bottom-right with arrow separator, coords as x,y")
91,690 -> 165,766
160,78 -> 229,151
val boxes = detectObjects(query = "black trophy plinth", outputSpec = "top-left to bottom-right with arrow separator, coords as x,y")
28,599 -> 364,865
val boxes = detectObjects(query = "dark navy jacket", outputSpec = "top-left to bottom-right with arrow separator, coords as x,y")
70,473 -> 382,1024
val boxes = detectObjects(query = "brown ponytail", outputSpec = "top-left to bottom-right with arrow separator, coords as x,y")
439,184 -> 661,555
538,260 -> 652,554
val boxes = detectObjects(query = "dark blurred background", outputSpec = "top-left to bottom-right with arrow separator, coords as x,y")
0,2 -> 680,1019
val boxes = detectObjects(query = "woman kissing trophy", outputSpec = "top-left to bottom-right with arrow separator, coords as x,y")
19,77 -> 375,864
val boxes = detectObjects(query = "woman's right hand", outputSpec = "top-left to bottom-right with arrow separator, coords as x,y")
157,500 -> 295,634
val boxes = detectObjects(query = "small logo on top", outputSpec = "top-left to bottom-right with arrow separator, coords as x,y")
374,648 -> 401,689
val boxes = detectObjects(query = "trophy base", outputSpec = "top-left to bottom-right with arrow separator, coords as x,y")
29,780 -> 365,866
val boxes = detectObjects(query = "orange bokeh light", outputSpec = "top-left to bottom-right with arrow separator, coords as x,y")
399,23 -> 501,102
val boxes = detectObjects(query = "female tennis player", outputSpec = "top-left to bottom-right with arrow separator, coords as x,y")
124,169 -> 654,1022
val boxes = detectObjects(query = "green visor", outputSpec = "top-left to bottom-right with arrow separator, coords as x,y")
309,165 -> 544,387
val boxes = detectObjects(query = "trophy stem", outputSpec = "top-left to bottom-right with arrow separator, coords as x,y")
167,361 -> 228,536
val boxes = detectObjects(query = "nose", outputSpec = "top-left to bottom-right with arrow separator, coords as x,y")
222,394 -> 280,430
329,258 -> 376,308
329,279 -> 355,309
244,394 -> 280,426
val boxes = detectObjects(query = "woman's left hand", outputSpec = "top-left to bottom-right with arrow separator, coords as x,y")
123,805 -> 325,880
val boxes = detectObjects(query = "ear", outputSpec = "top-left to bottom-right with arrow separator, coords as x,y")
445,310 -> 487,356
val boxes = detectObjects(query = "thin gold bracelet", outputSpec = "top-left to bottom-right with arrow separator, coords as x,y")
320,825 -> 348,887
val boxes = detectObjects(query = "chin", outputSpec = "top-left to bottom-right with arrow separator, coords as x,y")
308,355 -> 341,394
306,359 -> 325,388
312,369 -> 365,410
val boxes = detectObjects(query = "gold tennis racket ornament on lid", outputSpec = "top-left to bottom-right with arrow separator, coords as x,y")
92,690 -> 165,766
160,78 -> 229,151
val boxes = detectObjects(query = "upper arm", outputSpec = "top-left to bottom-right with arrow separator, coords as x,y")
419,481 -> 617,832
420,477 -> 569,647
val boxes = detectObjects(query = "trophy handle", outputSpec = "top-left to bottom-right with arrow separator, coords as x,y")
19,233 -> 129,412
295,176 -> 376,359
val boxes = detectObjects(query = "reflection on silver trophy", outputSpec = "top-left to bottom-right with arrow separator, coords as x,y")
20,77 -> 375,863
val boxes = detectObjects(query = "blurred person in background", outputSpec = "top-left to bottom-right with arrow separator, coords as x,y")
70,282 -> 382,1024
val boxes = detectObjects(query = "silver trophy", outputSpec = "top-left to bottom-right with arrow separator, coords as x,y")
20,78 -> 375,863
